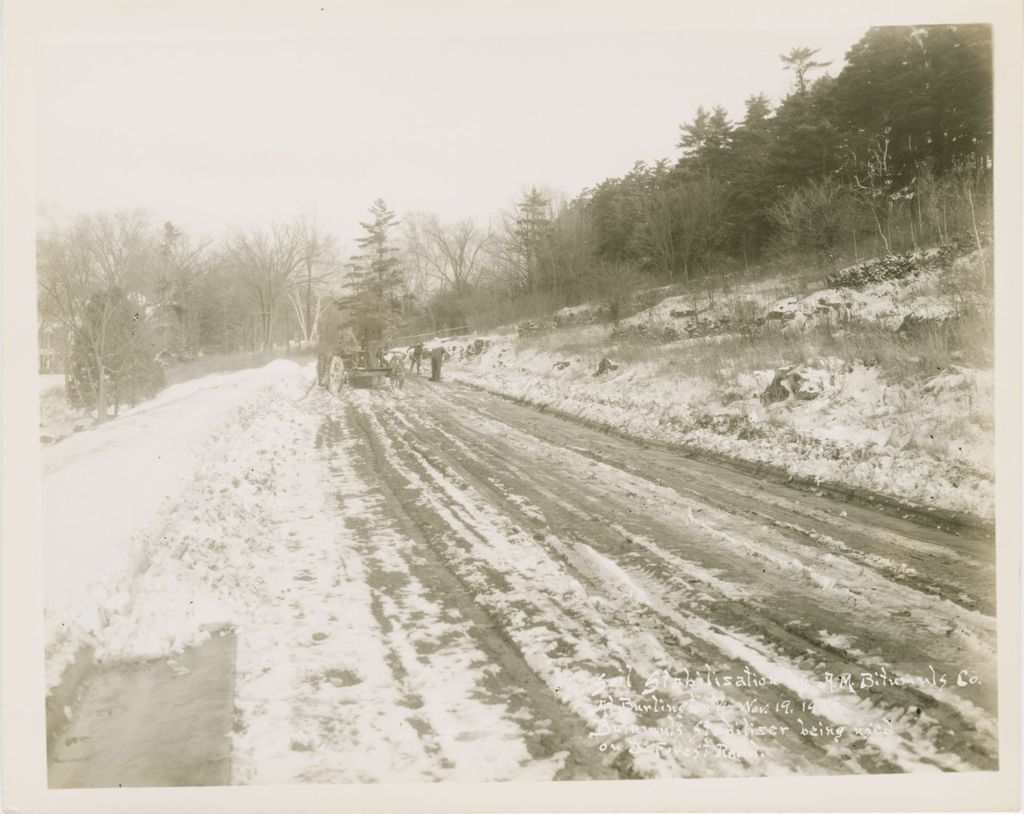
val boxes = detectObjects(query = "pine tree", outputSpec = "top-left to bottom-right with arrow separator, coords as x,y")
513,187 -> 551,299
725,94 -> 776,261
68,286 -> 164,417
781,47 -> 833,96
677,105 -> 733,179
347,199 -> 402,328
769,74 -> 842,193
834,25 -> 993,185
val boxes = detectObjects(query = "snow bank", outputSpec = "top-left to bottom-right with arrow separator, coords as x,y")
42,359 -> 310,690
443,332 -> 993,521
81,381 -> 571,782
439,249 -> 994,520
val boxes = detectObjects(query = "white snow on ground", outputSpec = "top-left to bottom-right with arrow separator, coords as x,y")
347,387 -> 994,775
38,381 -> 91,445
40,373 -> 65,393
349,394 -> 752,778
46,364 -> 566,782
42,361 -> 305,689
432,249 -> 993,520
41,353 -> 995,780
438,328 -> 993,520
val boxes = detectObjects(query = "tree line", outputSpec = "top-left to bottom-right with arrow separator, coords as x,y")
394,25 -> 993,328
526,25 -> 992,300
37,24 -> 993,421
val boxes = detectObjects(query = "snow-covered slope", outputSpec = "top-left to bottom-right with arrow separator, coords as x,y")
440,250 -> 994,522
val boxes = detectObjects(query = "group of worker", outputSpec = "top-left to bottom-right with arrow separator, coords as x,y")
407,342 -> 449,382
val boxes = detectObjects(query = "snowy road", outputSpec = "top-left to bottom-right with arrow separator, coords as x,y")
48,364 -> 998,783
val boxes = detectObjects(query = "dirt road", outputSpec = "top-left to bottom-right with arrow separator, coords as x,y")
311,375 -> 996,778
49,367 -> 998,784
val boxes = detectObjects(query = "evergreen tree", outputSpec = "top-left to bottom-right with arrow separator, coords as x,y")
67,286 -> 164,417
834,25 -> 992,186
722,94 -> 776,261
513,187 -> 551,299
347,199 -> 403,327
768,74 -> 842,194
676,105 -> 733,179
587,162 -> 665,265
780,47 -> 833,96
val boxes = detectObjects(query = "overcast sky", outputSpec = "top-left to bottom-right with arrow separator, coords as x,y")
33,6 -> 867,245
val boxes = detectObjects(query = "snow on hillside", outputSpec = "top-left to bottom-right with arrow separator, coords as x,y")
42,360 -> 309,690
441,252 -> 994,522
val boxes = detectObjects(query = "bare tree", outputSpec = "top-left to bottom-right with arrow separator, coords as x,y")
222,221 -> 305,351
398,217 -> 434,313
86,210 -> 154,290
636,180 -> 730,281
480,211 -> 528,303
37,210 -> 157,421
289,214 -> 340,347
417,214 -> 491,295
846,127 -> 896,254
769,177 -> 856,265
539,198 -> 595,305
38,217 -> 97,406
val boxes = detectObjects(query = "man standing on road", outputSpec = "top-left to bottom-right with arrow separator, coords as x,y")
410,343 -> 424,375
429,346 -> 448,382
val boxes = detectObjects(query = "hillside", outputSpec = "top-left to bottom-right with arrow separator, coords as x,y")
440,243 -> 994,523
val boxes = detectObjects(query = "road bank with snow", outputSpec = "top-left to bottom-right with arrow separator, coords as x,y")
439,248 -> 994,523
42,360 -> 309,691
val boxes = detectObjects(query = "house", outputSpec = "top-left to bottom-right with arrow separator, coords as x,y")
38,322 -> 69,373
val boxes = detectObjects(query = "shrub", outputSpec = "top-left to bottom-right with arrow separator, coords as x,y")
587,260 -> 647,323
769,178 -> 858,262
692,411 -> 767,440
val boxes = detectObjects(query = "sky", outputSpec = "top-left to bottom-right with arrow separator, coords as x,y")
32,4 -> 869,246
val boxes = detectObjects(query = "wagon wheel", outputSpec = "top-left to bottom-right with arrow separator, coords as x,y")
327,356 -> 345,395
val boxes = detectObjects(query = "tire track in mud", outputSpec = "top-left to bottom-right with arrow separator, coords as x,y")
350,380 -> 997,774
399,405 -> 991,772
398,384 -> 995,667
325,398 -> 630,780
363,399 -> 840,773
436,383 -> 995,614
344,398 -> 756,778
406,380 -> 996,649
354,397 -> 859,775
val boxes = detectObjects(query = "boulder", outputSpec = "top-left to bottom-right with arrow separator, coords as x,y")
761,368 -> 792,404
594,357 -> 619,377
780,312 -> 809,334
788,369 -> 825,400
766,298 -> 800,322
922,365 -> 974,396
768,290 -> 858,334
761,365 -> 826,404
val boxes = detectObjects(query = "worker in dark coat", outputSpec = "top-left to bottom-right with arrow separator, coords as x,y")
410,343 -> 424,375
429,346 -> 448,382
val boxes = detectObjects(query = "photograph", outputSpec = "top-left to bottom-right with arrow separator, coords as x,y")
2,0 -> 1021,811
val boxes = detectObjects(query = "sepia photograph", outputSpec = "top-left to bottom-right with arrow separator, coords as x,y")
2,0 -> 1021,811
